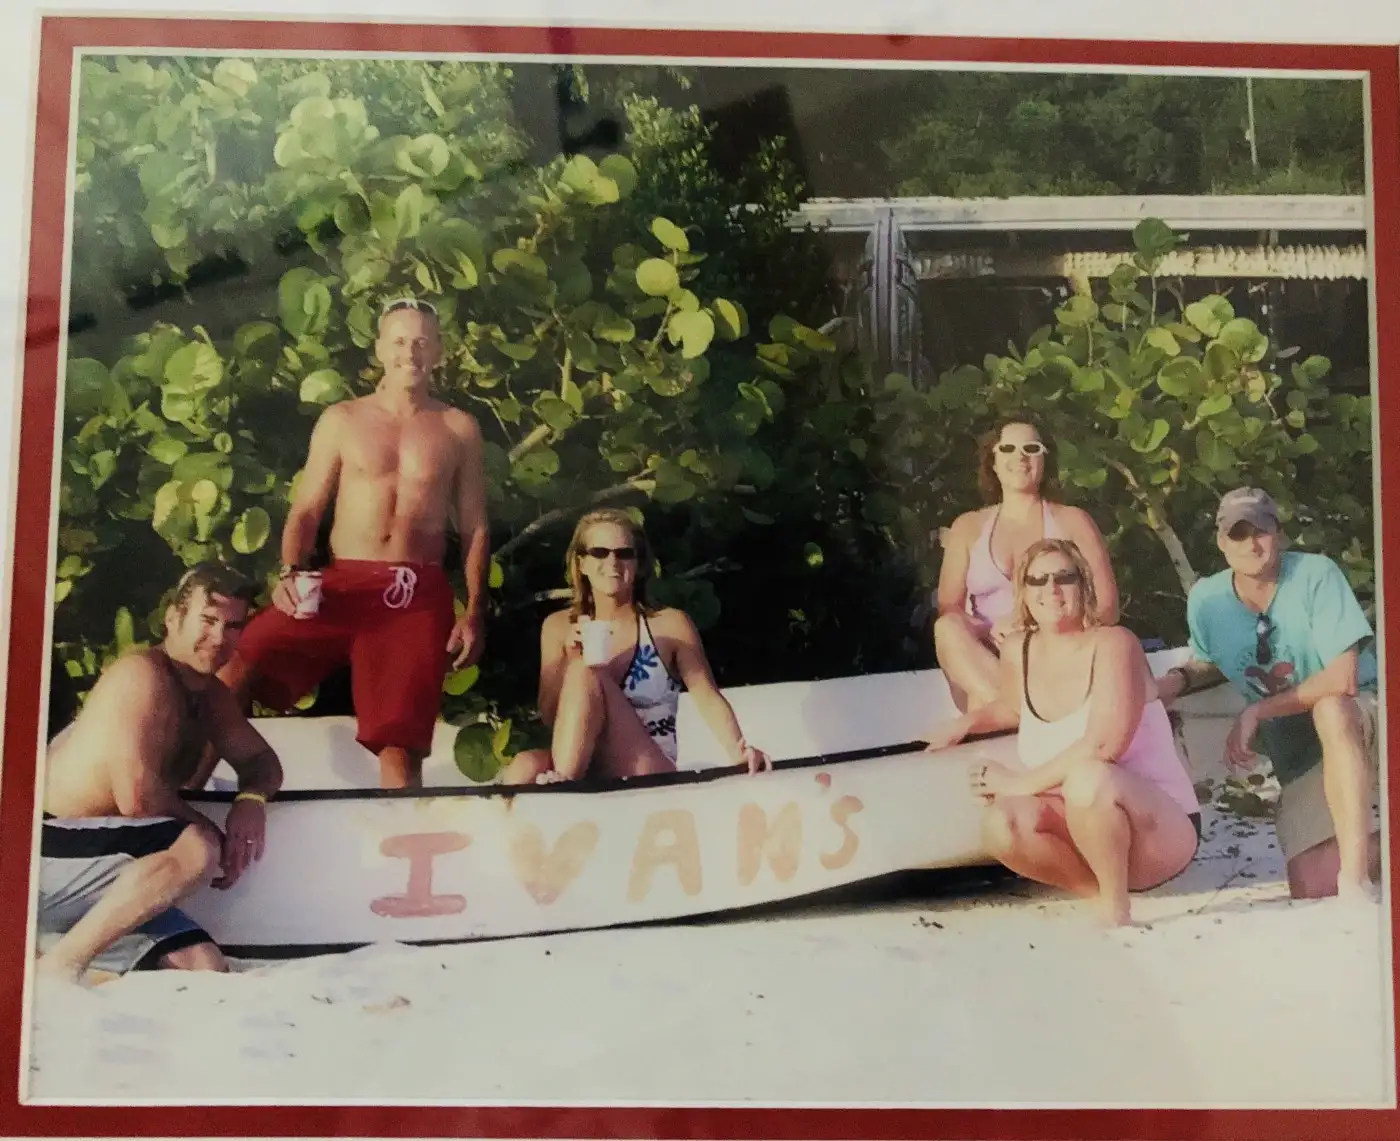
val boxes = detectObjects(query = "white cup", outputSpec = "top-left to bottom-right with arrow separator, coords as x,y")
293,571 -> 323,619
579,617 -> 612,665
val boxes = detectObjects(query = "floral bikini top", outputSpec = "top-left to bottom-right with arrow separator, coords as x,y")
621,611 -> 686,763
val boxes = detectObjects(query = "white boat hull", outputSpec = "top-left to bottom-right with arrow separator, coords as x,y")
182,650 -> 1199,951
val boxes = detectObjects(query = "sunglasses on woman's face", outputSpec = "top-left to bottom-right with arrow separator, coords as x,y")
582,546 -> 637,562
997,441 -> 1047,456
1255,613 -> 1274,665
1025,569 -> 1081,588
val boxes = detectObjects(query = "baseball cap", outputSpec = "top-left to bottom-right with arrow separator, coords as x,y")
1216,487 -> 1280,535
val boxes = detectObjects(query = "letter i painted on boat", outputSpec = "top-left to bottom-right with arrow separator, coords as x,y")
371,831 -> 471,918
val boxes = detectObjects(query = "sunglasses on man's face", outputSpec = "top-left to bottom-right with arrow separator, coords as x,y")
381,297 -> 439,319
1024,569 -> 1081,588
1255,612 -> 1274,665
997,442 -> 1047,456
582,546 -> 637,562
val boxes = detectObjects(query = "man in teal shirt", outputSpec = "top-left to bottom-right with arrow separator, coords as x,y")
1158,488 -> 1381,902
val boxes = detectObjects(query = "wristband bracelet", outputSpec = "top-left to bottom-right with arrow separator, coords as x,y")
235,791 -> 268,805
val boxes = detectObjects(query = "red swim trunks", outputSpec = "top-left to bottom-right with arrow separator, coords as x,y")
234,560 -> 456,756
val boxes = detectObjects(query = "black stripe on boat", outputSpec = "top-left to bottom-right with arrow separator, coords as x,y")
183,733 -> 1013,804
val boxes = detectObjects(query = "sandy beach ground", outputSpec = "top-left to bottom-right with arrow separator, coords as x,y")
23,797 -> 1394,1109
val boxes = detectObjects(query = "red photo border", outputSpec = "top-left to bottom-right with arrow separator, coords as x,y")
1,15 -> 1397,1140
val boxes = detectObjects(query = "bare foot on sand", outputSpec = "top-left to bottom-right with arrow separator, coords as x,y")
1093,896 -> 1134,930
1334,879 -> 1381,907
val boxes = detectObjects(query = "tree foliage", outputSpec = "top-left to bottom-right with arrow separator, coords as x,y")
51,59 -> 1374,778
880,73 -> 1365,196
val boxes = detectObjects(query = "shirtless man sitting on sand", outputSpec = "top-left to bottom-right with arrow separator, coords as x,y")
38,563 -> 283,985
218,297 -> 490,789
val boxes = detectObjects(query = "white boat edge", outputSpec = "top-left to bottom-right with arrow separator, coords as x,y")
178,647 -> 1231,952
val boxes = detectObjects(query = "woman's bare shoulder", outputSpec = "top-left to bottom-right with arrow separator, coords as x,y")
647,606 -> 697,636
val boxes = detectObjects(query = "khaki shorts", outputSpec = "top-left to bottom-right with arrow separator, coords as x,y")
1275,692 -> 1383,863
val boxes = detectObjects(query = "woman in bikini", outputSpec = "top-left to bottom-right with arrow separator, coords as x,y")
934,417 -> 1118,712
924,538 -> 1200,927
500,509 -> 771,784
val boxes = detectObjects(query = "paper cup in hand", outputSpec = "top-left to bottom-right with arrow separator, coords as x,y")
579,618 -> 611,665
293,571 -> 323,619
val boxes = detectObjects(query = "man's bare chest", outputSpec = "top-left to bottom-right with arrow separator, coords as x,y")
341,416 -> 459,482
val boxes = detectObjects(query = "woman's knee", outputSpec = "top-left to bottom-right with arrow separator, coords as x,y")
980,802 -> 1023,857
499,749 -> 552,785
934,611 -> 972,650
1060,757 -> 1118,813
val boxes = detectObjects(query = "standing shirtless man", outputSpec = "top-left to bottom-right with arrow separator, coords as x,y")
38,563 -> 283,985
221,297 -> 490,789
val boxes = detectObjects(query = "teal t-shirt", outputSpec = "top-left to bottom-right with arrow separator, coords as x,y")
1186,550 -> 1378,786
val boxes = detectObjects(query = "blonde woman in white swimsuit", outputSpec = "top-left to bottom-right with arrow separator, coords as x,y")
500,509 -> 771,784
925,538 -> 1200,928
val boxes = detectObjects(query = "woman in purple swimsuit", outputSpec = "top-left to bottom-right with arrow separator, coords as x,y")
934,417 -> 1118,712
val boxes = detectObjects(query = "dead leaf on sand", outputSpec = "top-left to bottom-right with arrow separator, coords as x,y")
364,995 -> 412,1014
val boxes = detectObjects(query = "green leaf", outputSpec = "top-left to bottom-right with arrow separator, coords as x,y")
803,542 -> 824,569
394,184 -> 427,240
1056,295 -> 1099,328
148,436 -> 188,465
1217,318 -> 1268,363
492,248 -> 548,278
561,376 -> 584,413
489,559 -> 505,590
1157,358 -> 1202,398
1071,367 -> 1106,393
533,395 -> 576,433
636,258 -> 680,297
1133,418 -> 1170,453
1145,328 -> 1180,357
712,298 -> 746,341
650,217 -> 690,252
1292,355 -> 1331,386
1196,431 -> 1238,472
593,309 -> 636,344
114,606 -> 135,651
453,723 -> 502,783
164,341 -> 224,393
231,507 -> 271,554
1184,296 -> 1234,337
300,369 -> 344,404
443,665 -> 480,696
1132,217 -> 1180,261
667,309 -> 715,359
598,154 -> 638,198
160,390 -> 195,422
1294,433 -> 1320,454
1197,392 -> 1233,419
212,58 -> 258,97
88,450 -> 116,488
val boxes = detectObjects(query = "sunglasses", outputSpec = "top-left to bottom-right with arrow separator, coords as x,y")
1024,570 -> 1081,588
380,297 -> 439,318
1255,612 -> 1274,665
581,546 -> 637,561
997,442 -> 1047,456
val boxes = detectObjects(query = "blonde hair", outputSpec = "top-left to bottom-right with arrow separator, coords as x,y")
1010,538 -> 1100,633
564,508 -> 656,620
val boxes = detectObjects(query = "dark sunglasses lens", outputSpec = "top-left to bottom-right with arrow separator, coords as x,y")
585,547 -> 636,560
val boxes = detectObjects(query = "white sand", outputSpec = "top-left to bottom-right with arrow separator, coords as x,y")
23,804 -> 1394,1108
